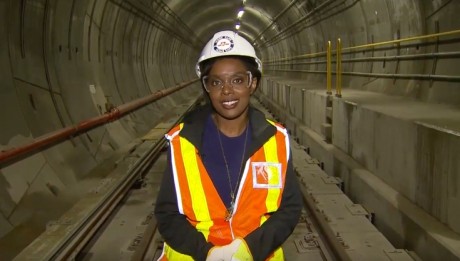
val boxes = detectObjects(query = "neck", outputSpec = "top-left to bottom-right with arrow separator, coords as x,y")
213,113 -> 248,137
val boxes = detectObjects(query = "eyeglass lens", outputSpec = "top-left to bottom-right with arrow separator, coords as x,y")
202,71 -> 252,91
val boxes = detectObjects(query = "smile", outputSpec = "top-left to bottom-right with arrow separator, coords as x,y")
222,99 -> 238,107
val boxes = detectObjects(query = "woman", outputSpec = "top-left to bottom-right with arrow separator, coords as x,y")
154,30 -> 302,261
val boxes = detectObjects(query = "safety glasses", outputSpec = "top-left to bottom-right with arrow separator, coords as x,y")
202,71 -> 253,92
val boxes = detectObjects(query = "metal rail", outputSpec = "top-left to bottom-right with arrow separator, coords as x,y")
263,29 -> 460,96
12,97 -> 202,260
265,29 -> 460,63
269,68 -> 460,82
13,135 -> 167,260
266,51 -> 460,65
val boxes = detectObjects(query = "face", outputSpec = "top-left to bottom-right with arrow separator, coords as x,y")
205,57 -> 258,121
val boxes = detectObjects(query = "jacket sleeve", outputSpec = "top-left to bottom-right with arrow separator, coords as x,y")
243,153 -> 303,261
154,147 -> 213,261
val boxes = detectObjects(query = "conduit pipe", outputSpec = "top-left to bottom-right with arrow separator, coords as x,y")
336,38 -> 342,97
265,29 -> 460,63
0,80 -> 198,167
267,51 -> 460,66
252,0 -> 300,44
326,40 -> 332,95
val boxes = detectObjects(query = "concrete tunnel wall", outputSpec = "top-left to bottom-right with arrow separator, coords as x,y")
0,0 -> 459,259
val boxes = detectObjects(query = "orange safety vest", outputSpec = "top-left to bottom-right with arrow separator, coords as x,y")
158,120 -> 289,261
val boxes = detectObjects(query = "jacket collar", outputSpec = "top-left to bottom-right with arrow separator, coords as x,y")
179,104 -> 276,156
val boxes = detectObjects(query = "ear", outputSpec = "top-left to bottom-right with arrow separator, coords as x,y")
249,78 -> 258,94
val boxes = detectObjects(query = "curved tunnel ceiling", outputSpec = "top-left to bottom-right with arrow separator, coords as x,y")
178,2 -> 276,42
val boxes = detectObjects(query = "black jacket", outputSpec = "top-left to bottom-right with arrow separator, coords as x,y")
154,104 -> 302,261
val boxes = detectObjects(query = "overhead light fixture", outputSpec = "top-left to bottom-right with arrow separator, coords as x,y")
237,10 -> 244,19
235,23 -> 241,30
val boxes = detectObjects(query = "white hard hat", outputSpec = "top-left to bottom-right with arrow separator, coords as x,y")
196,30 -> 262,77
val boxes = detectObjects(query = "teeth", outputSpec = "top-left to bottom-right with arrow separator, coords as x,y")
223,100 -> 237,106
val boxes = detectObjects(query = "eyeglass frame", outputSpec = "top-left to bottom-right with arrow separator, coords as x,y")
201,71 -> 253,92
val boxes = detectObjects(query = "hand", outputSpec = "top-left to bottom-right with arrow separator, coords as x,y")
206,246 -> 226,261
230,239 -> 253,261
206,239 -> 246,261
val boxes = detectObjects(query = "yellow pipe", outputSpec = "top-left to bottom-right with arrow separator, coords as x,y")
327,41 -> 332,94
343,29 -> 460,52
265,29 -> 460,63
336,38 -> 342,97
265,50 -> 327,63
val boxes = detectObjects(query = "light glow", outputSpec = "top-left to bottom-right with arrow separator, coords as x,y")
235,24 -> 241,30
237,10 -> 244,19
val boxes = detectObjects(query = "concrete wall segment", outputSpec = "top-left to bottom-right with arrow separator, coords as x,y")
51,0 -> 137,154
262,74 -> 460,259
332,98 -> 352,154
388,0 -> 423,37
288,83 -> 305,121
415,123 -> 460,233
0,3 -> 31,144
329,89 -> 459,233
7,0 -> 48,87
87,0 -> 107,62
340,101 -> 420,202
0,209 -> 13,240
6,163 -> 68,227
309,90 -> 328,136
39,139 -> 98,181
0,149 -> 46,210
349,168 -> 460,261
14,81 -> 64,137
1,162 -> 84,259
373,110 -> 418,201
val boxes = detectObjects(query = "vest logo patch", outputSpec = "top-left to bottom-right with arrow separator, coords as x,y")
252,162 -> 282,188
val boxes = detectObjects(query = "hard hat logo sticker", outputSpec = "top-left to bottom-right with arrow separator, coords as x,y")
213,36 -> 234,53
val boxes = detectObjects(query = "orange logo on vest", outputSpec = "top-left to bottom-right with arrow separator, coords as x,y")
252,162 -> 283,188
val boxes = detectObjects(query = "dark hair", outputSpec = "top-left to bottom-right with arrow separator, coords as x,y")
199,55 -> 262,86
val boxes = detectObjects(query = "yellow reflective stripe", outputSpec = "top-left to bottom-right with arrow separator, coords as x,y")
232,239 -> 253,260
163,243 -> 195,260
260,214 -> 267,226
271,247 -> 284,260
263,136 -> 281,212
179,137 -> 213,239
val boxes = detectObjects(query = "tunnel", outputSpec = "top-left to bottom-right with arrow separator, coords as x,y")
1,0 -> 459,260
